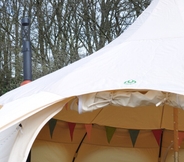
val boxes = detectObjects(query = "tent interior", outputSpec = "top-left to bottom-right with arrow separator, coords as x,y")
31,98 -> 184,162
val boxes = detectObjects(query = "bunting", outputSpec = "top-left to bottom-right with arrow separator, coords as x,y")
47,120 -> 166,147
65,103 -> 68,110
68,122 -> 76,141
48,118 -> 57,138
105,126 -> 116,143
129,129 -> 139,147
178,131 -> 184,146
152,129 -> 163,146
85,124 -> 92,140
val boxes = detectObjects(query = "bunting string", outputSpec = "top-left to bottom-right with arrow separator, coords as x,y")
47,120 -> 174,147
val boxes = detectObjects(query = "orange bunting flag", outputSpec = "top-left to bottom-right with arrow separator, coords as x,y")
152,129 -> 163,146
129,129 -> 139,147
48,118 -> 57,138
68,122 -> 76,141
178,131 -> 184,146
105,126 -> 116,143
85,124 -> 92,140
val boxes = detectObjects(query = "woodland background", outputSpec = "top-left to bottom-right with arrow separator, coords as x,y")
0,0 -> 151,95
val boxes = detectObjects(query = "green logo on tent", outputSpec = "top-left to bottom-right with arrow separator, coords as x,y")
124,79 -> 136,85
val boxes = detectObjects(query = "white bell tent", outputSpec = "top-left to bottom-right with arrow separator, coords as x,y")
1,0 -> 184,161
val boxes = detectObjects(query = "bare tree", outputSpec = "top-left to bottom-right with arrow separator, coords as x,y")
0,0 -> 151,95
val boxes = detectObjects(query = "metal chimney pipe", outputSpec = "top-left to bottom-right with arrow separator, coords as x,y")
21,17 -> 32,81
21,17 -> 32,162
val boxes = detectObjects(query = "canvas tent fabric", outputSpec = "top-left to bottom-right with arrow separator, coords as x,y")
1,0 -> 184,161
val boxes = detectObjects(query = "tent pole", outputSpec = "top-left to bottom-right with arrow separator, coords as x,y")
173,107 -> 179,162
21,17 -> 32,162
72,133 -> 87,162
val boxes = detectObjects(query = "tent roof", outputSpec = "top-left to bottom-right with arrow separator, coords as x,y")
0,0 -> 184,132
1,0 -> 184,107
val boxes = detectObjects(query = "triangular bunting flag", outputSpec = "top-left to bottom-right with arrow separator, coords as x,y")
85,124 -> 92,140
105,126 -> 116,143
152,129 -> 163,146
178,131 -> 184,146
48,118 -> 57,138
68,122 -> 76,141
129,129 -> 140,147
65,103 -> 68,110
